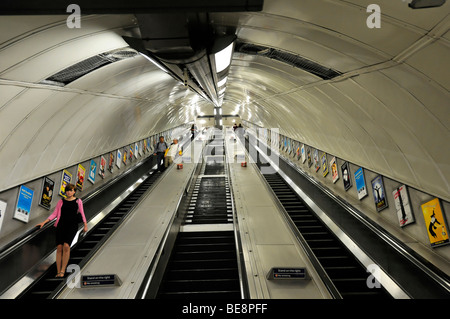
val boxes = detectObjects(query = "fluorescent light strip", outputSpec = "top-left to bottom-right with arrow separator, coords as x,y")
139,53 -> 168,73
215,43 -> 234,73
217,77 -> 228,87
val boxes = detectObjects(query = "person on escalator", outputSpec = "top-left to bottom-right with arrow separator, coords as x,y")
153,136 -> 168,172
36,183 -> 87,278
165,138 -> 182,168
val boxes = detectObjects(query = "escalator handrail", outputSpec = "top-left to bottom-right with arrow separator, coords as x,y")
0,154 -> 155,260
251,131 -> 450,296
136,133 -> 208,299
236,132 -> 343,299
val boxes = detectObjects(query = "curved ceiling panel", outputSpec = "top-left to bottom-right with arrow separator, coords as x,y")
0,0 -> 449,203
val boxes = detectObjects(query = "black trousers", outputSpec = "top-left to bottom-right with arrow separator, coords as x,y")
156,152 -> 165,171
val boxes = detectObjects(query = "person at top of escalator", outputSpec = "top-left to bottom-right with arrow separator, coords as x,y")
36,183 -> 87,278
154,136 -> 168,172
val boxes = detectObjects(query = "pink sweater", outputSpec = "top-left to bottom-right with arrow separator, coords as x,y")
47,198 -> 86,227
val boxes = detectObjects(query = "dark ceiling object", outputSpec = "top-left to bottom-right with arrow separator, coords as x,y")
0,0 -> 264,15
408,0 -> 446,8
124,11 -> 239,110
235,41 -> 342,80
42,47 -> 138,86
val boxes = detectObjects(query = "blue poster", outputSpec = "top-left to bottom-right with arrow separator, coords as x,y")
354,167 -> 368,200
88,159 -> 97,184
371,175 -> 388,212
14,185 -> 34,223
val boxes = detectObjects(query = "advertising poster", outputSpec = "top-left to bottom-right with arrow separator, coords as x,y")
88,159 -> 97,184
354,167 -> 367,200
421,198 -> 449,248
301,144 -> 306,163
307,147 -> 312,167
116,149 -> 122,169
123,148 -> 127,165
321,153 -> 328,177
135,142 -> 139,158
39,176 -> 55,210
59,169 -> 72,198
108,152 -> 114,173
313,149 -> 320,172
296,143 -> 301,160
76,164 -> 86,191
14,185 -> 34,223
99,156 -> 106,179
330,157 -> 339,183
371,175 -> 388,212
392,185 -> 414,227
0,200 -> 7,233
129,145 -> 133,162
341,162 -> 352,191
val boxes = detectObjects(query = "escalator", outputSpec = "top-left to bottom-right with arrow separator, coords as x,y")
156,133 -> 242,299
17,170 -> 162,299
262,172 -> 392,299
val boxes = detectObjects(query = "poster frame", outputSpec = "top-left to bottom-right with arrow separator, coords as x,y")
76,164 -> 86,191
371,175 -> 388,212
420,198 -> 449,248
13,185 -> 34,223
59,169 -> 72,198
39,176 -> 55,210
321,152 -> 328,177
0,200 -> 7,233
354,167 -> 368,200
392,185 -> 415,227
341,161 -> 352,191
330,157 -> 339,183
88,159 -> 97,184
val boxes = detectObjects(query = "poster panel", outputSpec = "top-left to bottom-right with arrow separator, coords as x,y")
307,147 -> 312,167
321,153 -> 328,177
371,175 -> 388,212
135,142 -> 139,158
129,145 -> 133,163
59,169 -> 72,198
392,185 -> 414,227
354,167 -> 367,200
76,164 -> 86,191
330,157 -> 339,183
421,198 -> 449,248
301,144 -> 306,163
313,149 -> 320,172
99,156 -> 106,179
123,148 -> 127,165
88,159 -> 97,184
14,185 -> 34,223
116,149 -> 122,169
341,162 -> 352,191
109,152 -> 115,173
39,176 -> 55,210
0,200 -> 7,233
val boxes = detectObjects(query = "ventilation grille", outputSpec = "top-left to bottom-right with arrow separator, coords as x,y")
235,41 -> 341,80
42,47 -> 138,86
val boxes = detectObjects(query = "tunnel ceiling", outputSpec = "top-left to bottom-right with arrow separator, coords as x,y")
0,0 -> 449,202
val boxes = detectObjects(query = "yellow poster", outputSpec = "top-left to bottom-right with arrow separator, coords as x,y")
421,198 -> 449,247
76,164 -> 85,191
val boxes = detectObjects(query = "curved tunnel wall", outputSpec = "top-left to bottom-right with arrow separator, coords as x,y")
0,0 -> 448,277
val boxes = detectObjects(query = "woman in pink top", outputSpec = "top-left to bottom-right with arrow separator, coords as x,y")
36,184 -> 88,277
